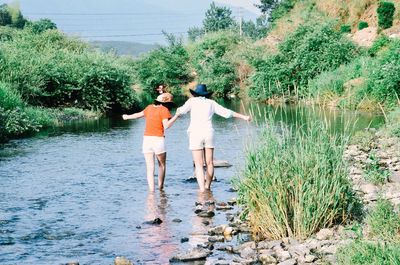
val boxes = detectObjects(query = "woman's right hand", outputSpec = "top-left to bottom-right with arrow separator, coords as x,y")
122,114 -> 128,120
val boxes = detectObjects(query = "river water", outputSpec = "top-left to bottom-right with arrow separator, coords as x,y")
0,101 -> 383,265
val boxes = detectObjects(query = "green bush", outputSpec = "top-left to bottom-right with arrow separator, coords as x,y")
377,2 -> 396,30
0,82 -> 24,110
363,153 -> 390,185
369,34 -> 391,56
236,117 -> 356,239
366,199 -> 400,241
341,24 -> 352,33
190,31 -> 239,97
135,36 -> 192,96
248,23 -> 358,100
29,18 -> 57,34
358,21 -> 369,30
308,56 -> 373,97
337,240 -> 400,265
367,40 -> 400,104
0,27 -> 137,112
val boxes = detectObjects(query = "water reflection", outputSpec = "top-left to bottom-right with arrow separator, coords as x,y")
139,192 -> 176,264
189,191 -> 216,247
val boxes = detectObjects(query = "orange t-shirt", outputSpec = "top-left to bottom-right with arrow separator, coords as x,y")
143,105 -> 172,137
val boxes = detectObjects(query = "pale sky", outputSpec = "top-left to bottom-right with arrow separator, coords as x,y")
3,0 -> 262,44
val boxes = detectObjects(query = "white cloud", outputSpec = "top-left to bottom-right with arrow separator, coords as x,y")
214,0 -> 262,15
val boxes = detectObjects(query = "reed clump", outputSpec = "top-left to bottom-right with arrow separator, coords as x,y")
237,116 -> 357,240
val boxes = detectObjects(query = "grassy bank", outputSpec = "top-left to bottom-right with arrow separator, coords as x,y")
236,115 -> 357,240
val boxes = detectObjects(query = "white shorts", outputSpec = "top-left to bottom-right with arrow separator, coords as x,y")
142,136 -> 166,154
188,130 -> 215,150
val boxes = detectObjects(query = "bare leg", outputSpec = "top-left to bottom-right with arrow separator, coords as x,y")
204,148 -> 214,190
156,152 -> 166,190
192,149 -> 206,192
144,153 -> 155,192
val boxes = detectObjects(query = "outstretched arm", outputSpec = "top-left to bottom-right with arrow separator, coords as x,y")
213,101 -> 251,121
232,111 -> 251,121
122,111 -> 144,120
162,113 -> 180,129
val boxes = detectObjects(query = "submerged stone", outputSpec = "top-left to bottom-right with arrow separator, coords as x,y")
169,247 -> 211,262
143,217 -> 162,225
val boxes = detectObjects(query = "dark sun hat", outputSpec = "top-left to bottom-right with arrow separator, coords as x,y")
190,84 -> 213,98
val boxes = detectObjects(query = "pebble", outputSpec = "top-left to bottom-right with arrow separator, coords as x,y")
180,237 -> 189,243
208,235 -> 225,243
172,218 -> 182,223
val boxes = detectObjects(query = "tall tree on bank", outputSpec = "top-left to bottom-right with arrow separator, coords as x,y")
256,0 -> 279,14
203,2 -> 235,33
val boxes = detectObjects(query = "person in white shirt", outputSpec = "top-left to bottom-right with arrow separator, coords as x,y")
176,84 -> 251,192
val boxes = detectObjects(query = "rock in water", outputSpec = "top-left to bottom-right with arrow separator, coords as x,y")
114,256 -> 133,265
197,210 -> 215,218
143,217 -> 163,225
213,160 -> 232,168
169,247 -> 211,262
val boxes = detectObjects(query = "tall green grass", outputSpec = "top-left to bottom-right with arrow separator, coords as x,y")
236,112 -> 357,239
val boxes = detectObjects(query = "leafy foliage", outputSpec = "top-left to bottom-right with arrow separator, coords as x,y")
187,26 -> 204,42
341,24 -> 352,33
237,117 -> 356,240
30,18 -> 57,34
358,21 -> 369,30
241,15 -> 268,40
248,23 -> 358,100
363,153 -> 390,185
337,240 -> 400,265
366,199 -> 400,241
135,35 -> 192,96
367,40 -> 400,104
368,34 -> 391,56
203,2 -> 236,33
0,27 -> 137,112
377,2 -> 396,30
190,31 -> 239,97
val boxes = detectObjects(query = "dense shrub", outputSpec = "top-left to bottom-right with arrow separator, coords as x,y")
203,2 -> 236,33
236,117 -> 356,239
248,23 -> 358,100
377,2 -> 396,30
30,18 -> 57,34
337,241 -> 400,265
366,199 -> 400,241
358,21 -> 369,30
307,56 -> 373,97
340,24 -> 352,33
190,31 -> 240,97
0,28 -> 137,112
135,35 -> 192,96
367,40 -> 400,104
368,34 -> 391,56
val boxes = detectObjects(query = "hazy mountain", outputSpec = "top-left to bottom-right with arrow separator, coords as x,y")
91,40 -> 159,57
5,0 -> 259,44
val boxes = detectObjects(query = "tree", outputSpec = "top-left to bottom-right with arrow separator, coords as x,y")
203,2 -> 235,33
31,18 -> 57,34
0,4 -> 12,26
242,15 -> 268,40
188,26 -> 204,42
11,10 -> 26,29
255,0 -> 278,14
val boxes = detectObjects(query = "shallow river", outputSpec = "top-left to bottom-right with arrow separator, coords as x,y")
0,101 -> 383,265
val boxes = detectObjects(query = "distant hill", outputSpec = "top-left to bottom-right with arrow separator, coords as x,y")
91,41 -> 159,57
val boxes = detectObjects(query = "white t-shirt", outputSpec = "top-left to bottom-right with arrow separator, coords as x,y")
177,97 -> 233,132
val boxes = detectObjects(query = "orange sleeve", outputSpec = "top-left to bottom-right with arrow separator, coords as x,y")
161,106 -> 172,120
143,105 -> 149,117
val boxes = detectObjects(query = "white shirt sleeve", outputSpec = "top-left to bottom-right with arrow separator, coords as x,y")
212,100 -> 233,118
177,98 -> 192,115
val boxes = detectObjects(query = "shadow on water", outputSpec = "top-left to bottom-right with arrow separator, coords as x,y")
0,101 -> 384,264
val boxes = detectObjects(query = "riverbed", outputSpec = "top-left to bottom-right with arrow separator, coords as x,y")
0,102 -> 383,264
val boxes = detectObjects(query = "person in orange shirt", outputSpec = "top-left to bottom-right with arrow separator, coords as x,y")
122,93 -> 179,191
